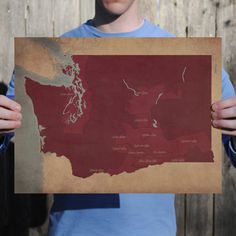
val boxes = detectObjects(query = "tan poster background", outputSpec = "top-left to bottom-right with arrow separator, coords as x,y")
15,38 -> 221,193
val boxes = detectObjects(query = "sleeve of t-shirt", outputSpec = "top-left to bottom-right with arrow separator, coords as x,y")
221,69 -> 236,167
0,72 -> 15,155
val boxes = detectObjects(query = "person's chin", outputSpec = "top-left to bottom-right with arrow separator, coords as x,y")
99,0 -> 135,15
103,4 -> 128,16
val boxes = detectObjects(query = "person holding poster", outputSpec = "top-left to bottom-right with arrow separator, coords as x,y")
1,0 -> 236,235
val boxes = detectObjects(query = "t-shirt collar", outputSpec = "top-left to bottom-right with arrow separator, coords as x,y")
84,19 -> 152,37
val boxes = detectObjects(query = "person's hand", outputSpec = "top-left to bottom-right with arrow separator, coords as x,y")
0,95 -> 22,135
211,96 -> 236,135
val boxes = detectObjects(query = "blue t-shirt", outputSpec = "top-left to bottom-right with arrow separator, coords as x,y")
1,19 -> 236,236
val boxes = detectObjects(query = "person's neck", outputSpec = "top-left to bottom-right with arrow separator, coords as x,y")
92,2 -> 143,33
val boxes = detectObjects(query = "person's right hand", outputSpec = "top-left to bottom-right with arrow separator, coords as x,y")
0,95 -> 22,134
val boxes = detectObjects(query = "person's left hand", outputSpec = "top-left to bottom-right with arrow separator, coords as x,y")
211,96 -> 236,136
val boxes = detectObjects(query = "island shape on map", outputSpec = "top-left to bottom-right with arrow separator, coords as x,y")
25,55 -> 213,178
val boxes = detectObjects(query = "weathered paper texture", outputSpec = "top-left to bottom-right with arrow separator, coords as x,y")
15,38 -> 221,193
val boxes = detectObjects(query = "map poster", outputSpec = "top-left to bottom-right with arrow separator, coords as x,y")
15,38 -> 221,193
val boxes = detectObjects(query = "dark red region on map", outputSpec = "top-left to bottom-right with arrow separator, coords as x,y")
25,55 -> 213,178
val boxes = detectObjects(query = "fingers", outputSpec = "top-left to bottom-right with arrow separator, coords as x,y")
211,98 -> 236,135
212,119 -> 236,130
0,129 -> 15,134
211,119 -> 236,136
0,107 -> 22,121
0,120 -> 21,130
212,106 -> 236,119
221,129 -> 236,136
0,95 -> 21,111
0,95 -> 22,133
212,97 -> 236,111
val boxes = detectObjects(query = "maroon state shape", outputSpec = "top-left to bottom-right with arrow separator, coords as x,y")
25,55 -> 213,178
